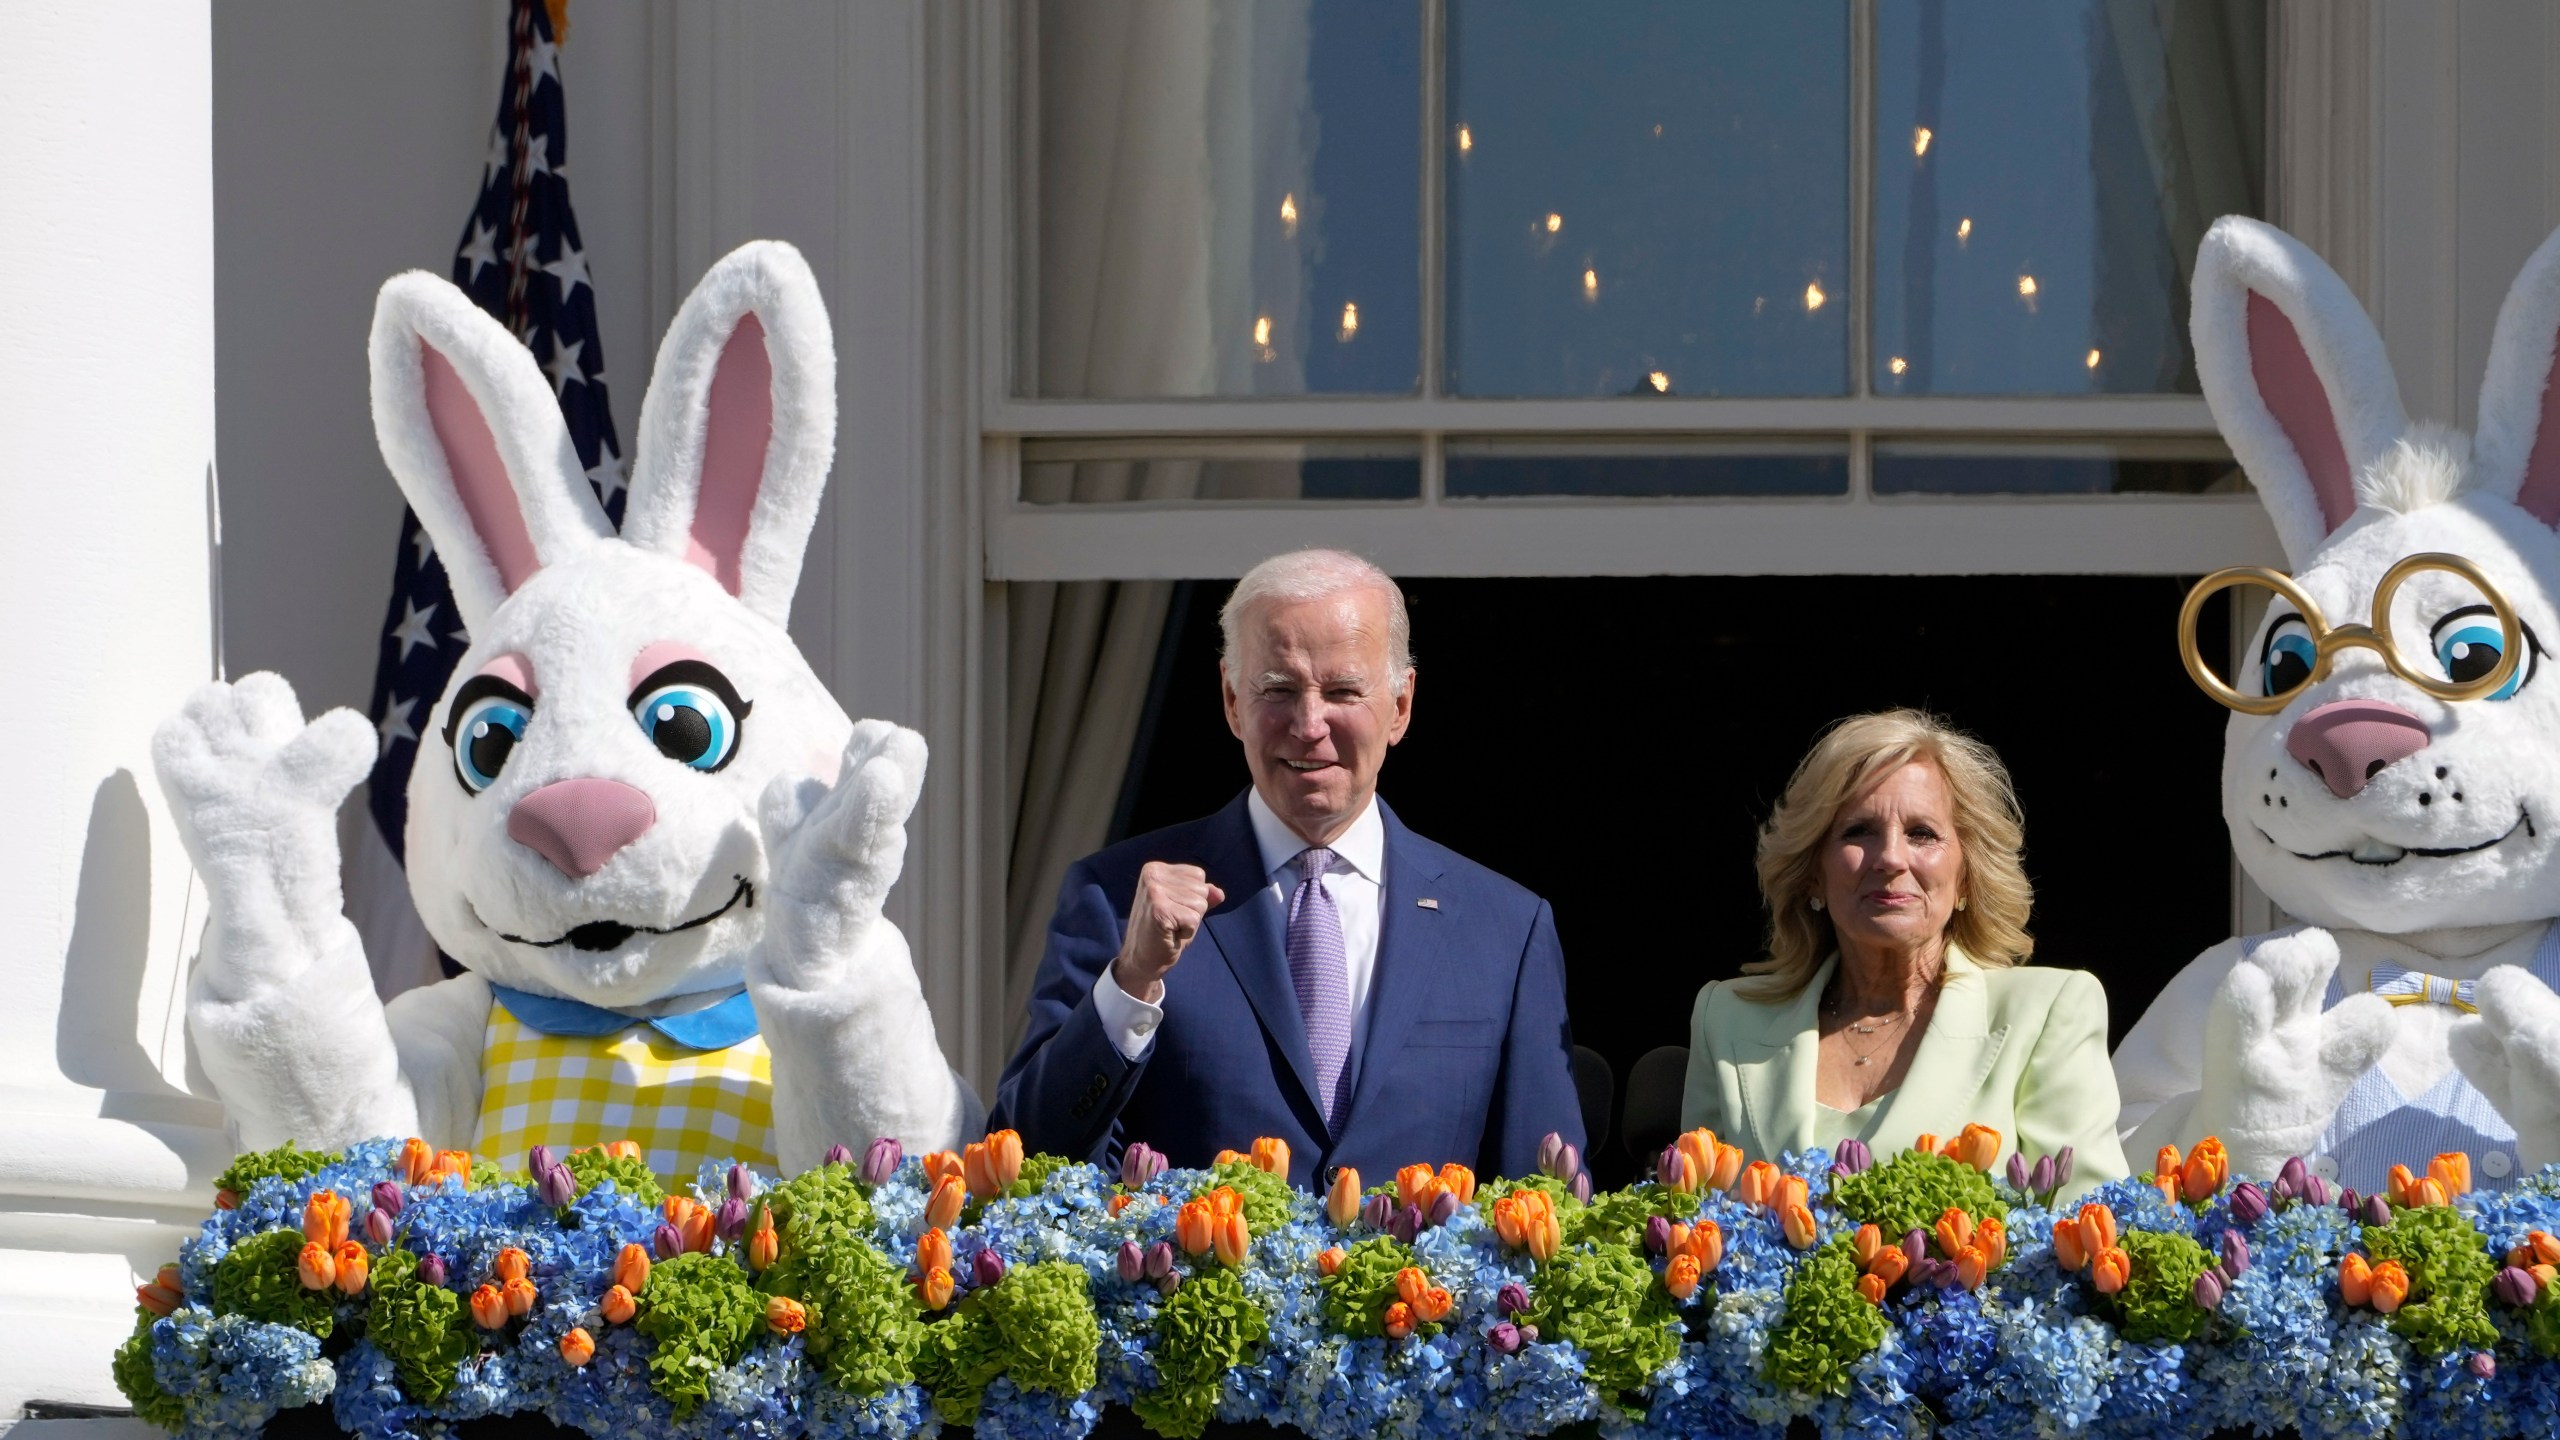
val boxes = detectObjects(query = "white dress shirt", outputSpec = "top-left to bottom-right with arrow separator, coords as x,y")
1092,789 -> 1386,1065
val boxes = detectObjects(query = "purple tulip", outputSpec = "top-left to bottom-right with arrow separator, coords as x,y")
1832,1138 -> 1873,1177
2277,1156 -> 2309,1199
1644,1216 -> 1673,1255
1121,1143 -> 1166,1189
2303,1175 -> 2331,1207
862,1137 -> 903,1187
728,1164 -> 755,1204
2496,1265 -> 2542,1308
2052,1146 -> 2076,1193
364,1209 -> 396,1246
2229,1183 -> 2269,1228
2007,1153 -> 2031,1190
1537,1132 -> 1568,1176
1934,1258 -> 1963,1289
1497,1282 -> 1532,1317
1904,1228 -> 1931,1266
2339,1187 -> 2361,1216
1389,1204 -> 1424,1244
1518,1323 -> 1540,1345
2360,1193 -> 2393,1228
1570,1172 -> 1593,1205
417,1254 -> 448,1287
1144,1241 -> 1176,1280
2471,1352 -> 2498,1381
1156,1271 -> 1182,1297
1428,1191 -> 1460,1228
1117,1241 -> 1146,1283
2192,1269 -> 2225,1310
654,1223 -> 685,1259
824,1142 -> 855,1167
973,1250 -> 1007,1288
371,1181 -> 405,1218
527,1145 -> 556,1179
2028,1154 -> 2058,1197
1657,1144 -> 1685,1186
1362,1195 -> 1395,1231
713,1195 -> 748,1243
1489,1321 -> 1525,1355
2220,1229 -> 2252,1278
536,1163 -> 577,1208
1555,1144 -> 1582,1184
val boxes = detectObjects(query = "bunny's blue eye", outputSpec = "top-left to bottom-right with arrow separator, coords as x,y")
448,690 -> 532,794
626,658 -> 751,773
2433,618 -> 2533,700
2261,627 -> 2317,699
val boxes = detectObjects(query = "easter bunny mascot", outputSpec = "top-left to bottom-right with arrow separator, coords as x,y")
2114,215 -> 2560,1195
154,241 -> 982,1177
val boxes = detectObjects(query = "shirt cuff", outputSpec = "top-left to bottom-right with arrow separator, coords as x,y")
1091,965 -> 1165,1063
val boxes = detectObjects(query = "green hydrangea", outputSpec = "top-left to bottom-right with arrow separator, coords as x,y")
363,1247 -> 476,1402
2110,1229 -> 2215,1345
917,1307 -> 1006,1425
2365,1203 -> 2498,1356
1527,1243 -> 1682,1405
1566,1182 -> 1697,1251
758,1232 -> 922,1396
209,1228 -> 339,1338
915,1261 -> 1101,1424
558,1148 -> 665,1210
1477,1172 -> 1575,1213
2524,1285 -> 2560,1358
1827,1150 -> 2005,1241
756,1162 -> 875,1249
1002,1152 -> 1080,1201
637,1251 -> 767,1416
111,1312 -> 184,1430
211,1141 -> 342,1199
1318,1236 -> 1423,1339
1201,1160 -> 1298,1235
1129,1262 -> 1268,1438
1762,1237 -> 1887,1396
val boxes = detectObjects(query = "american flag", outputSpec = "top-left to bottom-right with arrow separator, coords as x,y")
357,0 -> 625,988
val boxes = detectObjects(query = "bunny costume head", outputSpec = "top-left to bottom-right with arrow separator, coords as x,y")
2191,217 -> 2560,933
374,242 -> 848,1009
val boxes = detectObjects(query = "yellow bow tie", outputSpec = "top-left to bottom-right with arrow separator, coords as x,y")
2369,962 -> 2478,1013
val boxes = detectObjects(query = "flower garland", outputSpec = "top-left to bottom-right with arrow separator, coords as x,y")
108,1128 -> 2560,1440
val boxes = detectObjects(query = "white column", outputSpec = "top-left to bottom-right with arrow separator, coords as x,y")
0,3 -> 234,1415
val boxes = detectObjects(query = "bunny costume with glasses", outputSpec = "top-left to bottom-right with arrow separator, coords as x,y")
155,242 -> 981,1174
2115,216 -> 2560,1195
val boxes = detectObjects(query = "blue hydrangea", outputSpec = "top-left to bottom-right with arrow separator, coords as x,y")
150,1308 -> 335,1440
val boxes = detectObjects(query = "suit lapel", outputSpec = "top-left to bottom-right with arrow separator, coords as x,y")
1734,956 -> 1831,1161
1339,802 -> 1453,1132
1195,795 -> 1327,1127
1869,949 -> 2007,1153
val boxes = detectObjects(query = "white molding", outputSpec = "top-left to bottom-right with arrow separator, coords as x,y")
985,394 -> 2220,437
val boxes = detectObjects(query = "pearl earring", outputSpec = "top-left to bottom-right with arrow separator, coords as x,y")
1810,897 -> 1826,912
1955,897 -> 1968,912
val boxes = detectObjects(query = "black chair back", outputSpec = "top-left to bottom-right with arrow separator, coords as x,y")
1568,1044 -> 1613,1159
1620,1044 -> 1690,1173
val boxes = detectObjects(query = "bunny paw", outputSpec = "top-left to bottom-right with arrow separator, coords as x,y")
2191,927 -> 2395,1178
760,720 -> 929,933
153,672 -> 375,896
2452,966 -> 2560,1172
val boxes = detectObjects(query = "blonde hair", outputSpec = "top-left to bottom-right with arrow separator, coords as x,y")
1740,709 -> 2035,1002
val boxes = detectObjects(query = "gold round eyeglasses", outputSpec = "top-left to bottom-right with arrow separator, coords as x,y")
2177,552 -> 2524,715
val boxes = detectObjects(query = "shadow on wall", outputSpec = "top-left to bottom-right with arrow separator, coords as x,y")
56,769 -> 192,1101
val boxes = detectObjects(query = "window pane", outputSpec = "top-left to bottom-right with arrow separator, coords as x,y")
1024,0 -> 1420,397
1445,1 -> 1850,398
1871,436 -> 2242,495
1020,440 -> 1422,503
1872,0 -> 2266,395
1445,439 -> 1848,497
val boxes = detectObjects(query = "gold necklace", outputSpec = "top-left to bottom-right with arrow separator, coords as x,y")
1824,985 -> 1919,1068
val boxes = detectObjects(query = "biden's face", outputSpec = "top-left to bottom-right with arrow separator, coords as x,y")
1221,587 -> 1414,846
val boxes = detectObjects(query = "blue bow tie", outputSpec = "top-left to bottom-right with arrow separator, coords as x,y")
490,984 -> 761,1051
2368,963 -> 2478,1014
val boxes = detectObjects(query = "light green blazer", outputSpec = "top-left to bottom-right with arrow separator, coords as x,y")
1682,948 -> 2130,1202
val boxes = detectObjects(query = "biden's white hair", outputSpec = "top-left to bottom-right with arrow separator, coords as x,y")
1219,548 -> 1414,695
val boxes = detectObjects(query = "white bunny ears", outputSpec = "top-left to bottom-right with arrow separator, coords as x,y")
2194,216 -> 2560,566
368,240 -> 837,629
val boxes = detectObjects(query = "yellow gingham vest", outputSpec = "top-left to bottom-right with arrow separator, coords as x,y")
473,998 -> 777,1178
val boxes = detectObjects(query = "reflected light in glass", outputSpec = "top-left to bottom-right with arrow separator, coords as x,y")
1888,356 -> 1908,375
1456,124 -> 1473,154
1544,212 -> 1563,234
1338,301 -> 1360,342
1956,217 -> 1972,243
1254,315 -> 1273,346
1583,267 -> 1600,299
1279,194 -> 1298,237
2085,349 -> 2102,370
2016,275 -> 2037,296
1913,125 -> 1933,158
1647,370 -> 1671,392
1804,280 -> 1826,312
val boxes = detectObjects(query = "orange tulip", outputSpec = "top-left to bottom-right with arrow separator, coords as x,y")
1710,1142 -> 1746,1192
600,1284 -> 638,1324
1206,1186 -> 1242,1222
1955,1246 -> 1989,1290
2386,1164 -> 2419,1207
2430,1151 -> 2472,1198
1851,1223 -> 1884,1268
2154,1172 -> 2182,1205
2053,1220 -> 2089,1272
1777,1174 -> 1810,1213
766,1296 -> 808,1334
1397,1164 -> 1442,1212
559,1326 -> 596,1366
1955,1124 -> 2003,1173
1381,1301 -> 1415,1339
1666,1222 -> 1692,1258
1914,1133 -> 1942,1158
918,1266 -> 955,1310
1214,1212 -> 1252,1267
747,1214 -> 781,1271
1492,1195 -> 1528,1248
1328,1167 -> 1363,1227
1856,1272 -> 1890,1305
1254,1138 -> 1292,1178
963,1142 -> 999,1199
470,1283 -> 509,1328
1395,1266 -> 1431,1309
136,1264 -> 185,1318
1212,1149 -> 1246,1167
680,1205 -> 716,1255
926,1175 -> 967,1230
2181,1141 -> 2228,1201
214,1189 -> 240,1211
503,1276 -> 536,1318
2075,1203 -> 2118,1257
1527,1207 -> 1563,1263
1935,1207 -> 1976,1259
2409,1177 -> 2449,1209
1865,1244 -> 1909,1288
303,1190 -> 351,1249
2338,1253 -> 2374,1307
432,1150 -> 474,1187
494,1247 -> 531,1284
1438,1164 -> 1477,1205
612,1244 -> 650,1294
2156,1145 -> 2184,1194
1683,1219 -> 1725,1273
1317,1247 -> 1346,1276
1974,1217 -> 2007,1271
1177,1199 -> 1217,1256
917,1228 -> 955,1278
603,1140 -> 643,1163
2511,1244 -> 2532,1270
2535,1262 -> 2560,1289
334,1242 -> 371,1296
296,1242 -> 336,1292
920,1150 -> 964,1190
399,1137 -> 435,1185
663,1196 -> 696,1225
1667,1254 -> 1703,1300
1658,1150 -> 1697,1195
1676,1131 -> 1717,1191
986,1129 -> 1024,1190
1736,1160 -> 1781,1209
2090,1247 -> 2132,1296
1417,1285 -> 1455,1323
2531,1231 -> 2560,1268
2369,1260 -> 2412,1314
1781,1202 -> 1819,1250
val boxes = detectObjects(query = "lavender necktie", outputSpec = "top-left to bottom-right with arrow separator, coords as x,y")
1286,847 -> 1354,1130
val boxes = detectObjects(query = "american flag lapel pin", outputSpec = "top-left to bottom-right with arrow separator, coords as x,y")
1416,898 -> 1439,910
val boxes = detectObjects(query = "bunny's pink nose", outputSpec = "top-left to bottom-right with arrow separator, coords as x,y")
2285,699 -> 2432,799
508,778 -> 656,878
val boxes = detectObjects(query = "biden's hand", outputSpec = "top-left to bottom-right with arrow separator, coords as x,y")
1113,862 -> 1224,1003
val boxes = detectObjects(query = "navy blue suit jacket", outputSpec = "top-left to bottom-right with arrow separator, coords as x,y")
991,793 -> 1585,1188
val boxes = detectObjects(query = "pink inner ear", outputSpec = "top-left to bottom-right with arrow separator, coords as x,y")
2247,291 -> 2358,534
686,313 -> 774,597
421,341 -> 543,593
2517,333 -> 2560,525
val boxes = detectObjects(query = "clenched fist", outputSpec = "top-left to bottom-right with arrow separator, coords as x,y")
1113,862 -> 1225,1003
